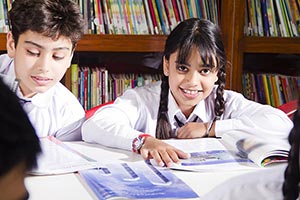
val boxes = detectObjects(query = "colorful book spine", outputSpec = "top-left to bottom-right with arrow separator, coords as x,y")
71,64 -> 79,99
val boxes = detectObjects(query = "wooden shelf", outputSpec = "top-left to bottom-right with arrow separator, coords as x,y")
0,33 -> 6,51
240,37 -> 300,54
0,33 -> 167,52
78,34 -> 167,52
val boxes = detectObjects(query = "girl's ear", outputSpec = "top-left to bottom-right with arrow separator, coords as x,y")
6,32 -> 16,58
163,56 -> 169,76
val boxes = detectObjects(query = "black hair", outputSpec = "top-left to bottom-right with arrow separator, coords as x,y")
156,18 -> 227,139
8,0 -> 84,49
283,99 -> 300,200
0,78 -> 41,176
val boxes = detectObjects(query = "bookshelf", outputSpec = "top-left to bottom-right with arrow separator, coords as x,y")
0,0 -> 234,93
230,0 -> 300,94
0,0 -> 300,99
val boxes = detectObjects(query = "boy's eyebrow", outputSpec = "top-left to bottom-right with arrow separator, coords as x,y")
24,41 -> 70,51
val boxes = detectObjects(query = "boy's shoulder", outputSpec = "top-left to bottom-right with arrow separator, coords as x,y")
51,82 -> 78,99
0,54 -> 13,73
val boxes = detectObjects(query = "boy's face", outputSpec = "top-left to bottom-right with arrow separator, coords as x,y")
0,162 -> 28,200
163,47 -> 218,117
7,30 -> 73,97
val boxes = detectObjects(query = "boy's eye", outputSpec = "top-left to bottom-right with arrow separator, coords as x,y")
27,50 -> 39,56
53,55 -> 65,60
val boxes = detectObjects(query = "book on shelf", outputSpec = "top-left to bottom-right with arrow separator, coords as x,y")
78,160 -> 199,200
30,136 -> 100,175
162,132 -> 289,172
242,72 -> 300,107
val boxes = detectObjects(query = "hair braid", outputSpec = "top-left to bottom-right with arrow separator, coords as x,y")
155,75 -> 172,139
214,65 -> 226,119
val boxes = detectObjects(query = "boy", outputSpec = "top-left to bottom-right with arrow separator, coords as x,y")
0,77 -> 41,200
0,0 -> 85,140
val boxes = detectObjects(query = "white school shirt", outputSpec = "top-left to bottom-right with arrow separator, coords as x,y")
82,81 -> 293,151
202,163 -> 287,200
0,54 -> 85,140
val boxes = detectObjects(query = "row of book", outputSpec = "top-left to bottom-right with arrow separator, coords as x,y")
75,0 -> 221,35
0,0 -> 10,33
0,0 -> 221,35
242,72 -> 300,107
70,64 -> 161,110
244,0 -> 300,37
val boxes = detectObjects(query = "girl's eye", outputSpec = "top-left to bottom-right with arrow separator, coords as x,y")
200,68 -> 211,75
177,65 -> 188,72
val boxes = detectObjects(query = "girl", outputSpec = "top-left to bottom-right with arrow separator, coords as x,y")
82,18 -> 293,167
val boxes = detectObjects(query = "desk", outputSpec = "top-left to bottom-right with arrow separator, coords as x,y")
25,141 -> 259,200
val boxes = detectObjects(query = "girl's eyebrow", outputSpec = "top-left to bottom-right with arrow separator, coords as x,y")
24,40 -> 70,51
175,61 -> 191,67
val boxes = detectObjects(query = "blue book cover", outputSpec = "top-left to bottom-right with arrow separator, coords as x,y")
155,0 -> 167,34
79,160 -> 199,199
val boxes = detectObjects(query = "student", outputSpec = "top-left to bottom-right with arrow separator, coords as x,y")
201,100 -> 299,200
282,99 -> 300,200
0,77 -> 41,200
0,0 -> 85,140
82,18 -> 293,167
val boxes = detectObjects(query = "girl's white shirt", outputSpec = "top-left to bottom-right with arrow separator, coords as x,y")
82,80 -> 293,151
0,54 -> 85,140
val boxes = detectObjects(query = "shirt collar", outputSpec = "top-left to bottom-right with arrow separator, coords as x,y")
167,90 -> 210,124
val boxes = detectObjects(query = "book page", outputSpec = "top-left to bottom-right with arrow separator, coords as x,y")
30,136 -> 100,175
79,160 -> 199,199
162,138 -> 257,172
221,131 -> 290,167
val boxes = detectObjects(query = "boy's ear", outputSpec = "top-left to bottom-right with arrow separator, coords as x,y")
163,56 -> 169,76
67,50 -> 75,69
6,32 -> 16,57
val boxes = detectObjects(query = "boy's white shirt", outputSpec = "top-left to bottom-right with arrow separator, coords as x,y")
0,54 -> 85,140
82,79 -> 293,151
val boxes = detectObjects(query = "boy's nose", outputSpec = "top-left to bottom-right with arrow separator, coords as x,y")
37,58 -> 50,72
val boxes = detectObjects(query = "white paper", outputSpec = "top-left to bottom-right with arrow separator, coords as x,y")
30,136 -> 101,175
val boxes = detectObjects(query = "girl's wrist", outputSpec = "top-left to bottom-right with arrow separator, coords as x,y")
132,134 -> 151,153
204,121 -> 215,137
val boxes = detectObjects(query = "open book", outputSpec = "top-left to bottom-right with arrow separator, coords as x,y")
221,131 -> 290,167
78,160 -> 199,200
164,132 -> 290,172
30,136 -> 100,175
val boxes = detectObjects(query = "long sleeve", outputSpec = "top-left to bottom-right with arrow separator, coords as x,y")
214,90 -> 293,139
82,82 -> 161,150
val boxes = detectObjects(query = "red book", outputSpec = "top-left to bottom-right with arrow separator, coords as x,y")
148,0 -> 158,34
171,0 -> 180,22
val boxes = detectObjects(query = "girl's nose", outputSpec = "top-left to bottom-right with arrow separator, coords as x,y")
186,71 -> 200,84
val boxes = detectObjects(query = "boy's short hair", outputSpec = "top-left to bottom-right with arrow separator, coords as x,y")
0,78 -> 41,176
8,0 -> 84,49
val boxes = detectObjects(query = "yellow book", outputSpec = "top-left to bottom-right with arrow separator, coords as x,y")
261,74 -> 271,105
270,74 -> 280,107
71,64 -> 79,99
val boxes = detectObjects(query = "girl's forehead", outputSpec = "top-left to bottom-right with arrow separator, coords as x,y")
174,47 -> 217,66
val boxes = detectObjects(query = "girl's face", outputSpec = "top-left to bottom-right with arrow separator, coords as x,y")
163,47 -> 218,117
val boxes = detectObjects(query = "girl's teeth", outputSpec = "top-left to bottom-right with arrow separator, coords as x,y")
183,89 -> 199,94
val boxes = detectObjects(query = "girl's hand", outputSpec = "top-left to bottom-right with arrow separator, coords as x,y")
176,122 -> 206,138
139,137 -> 190,167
